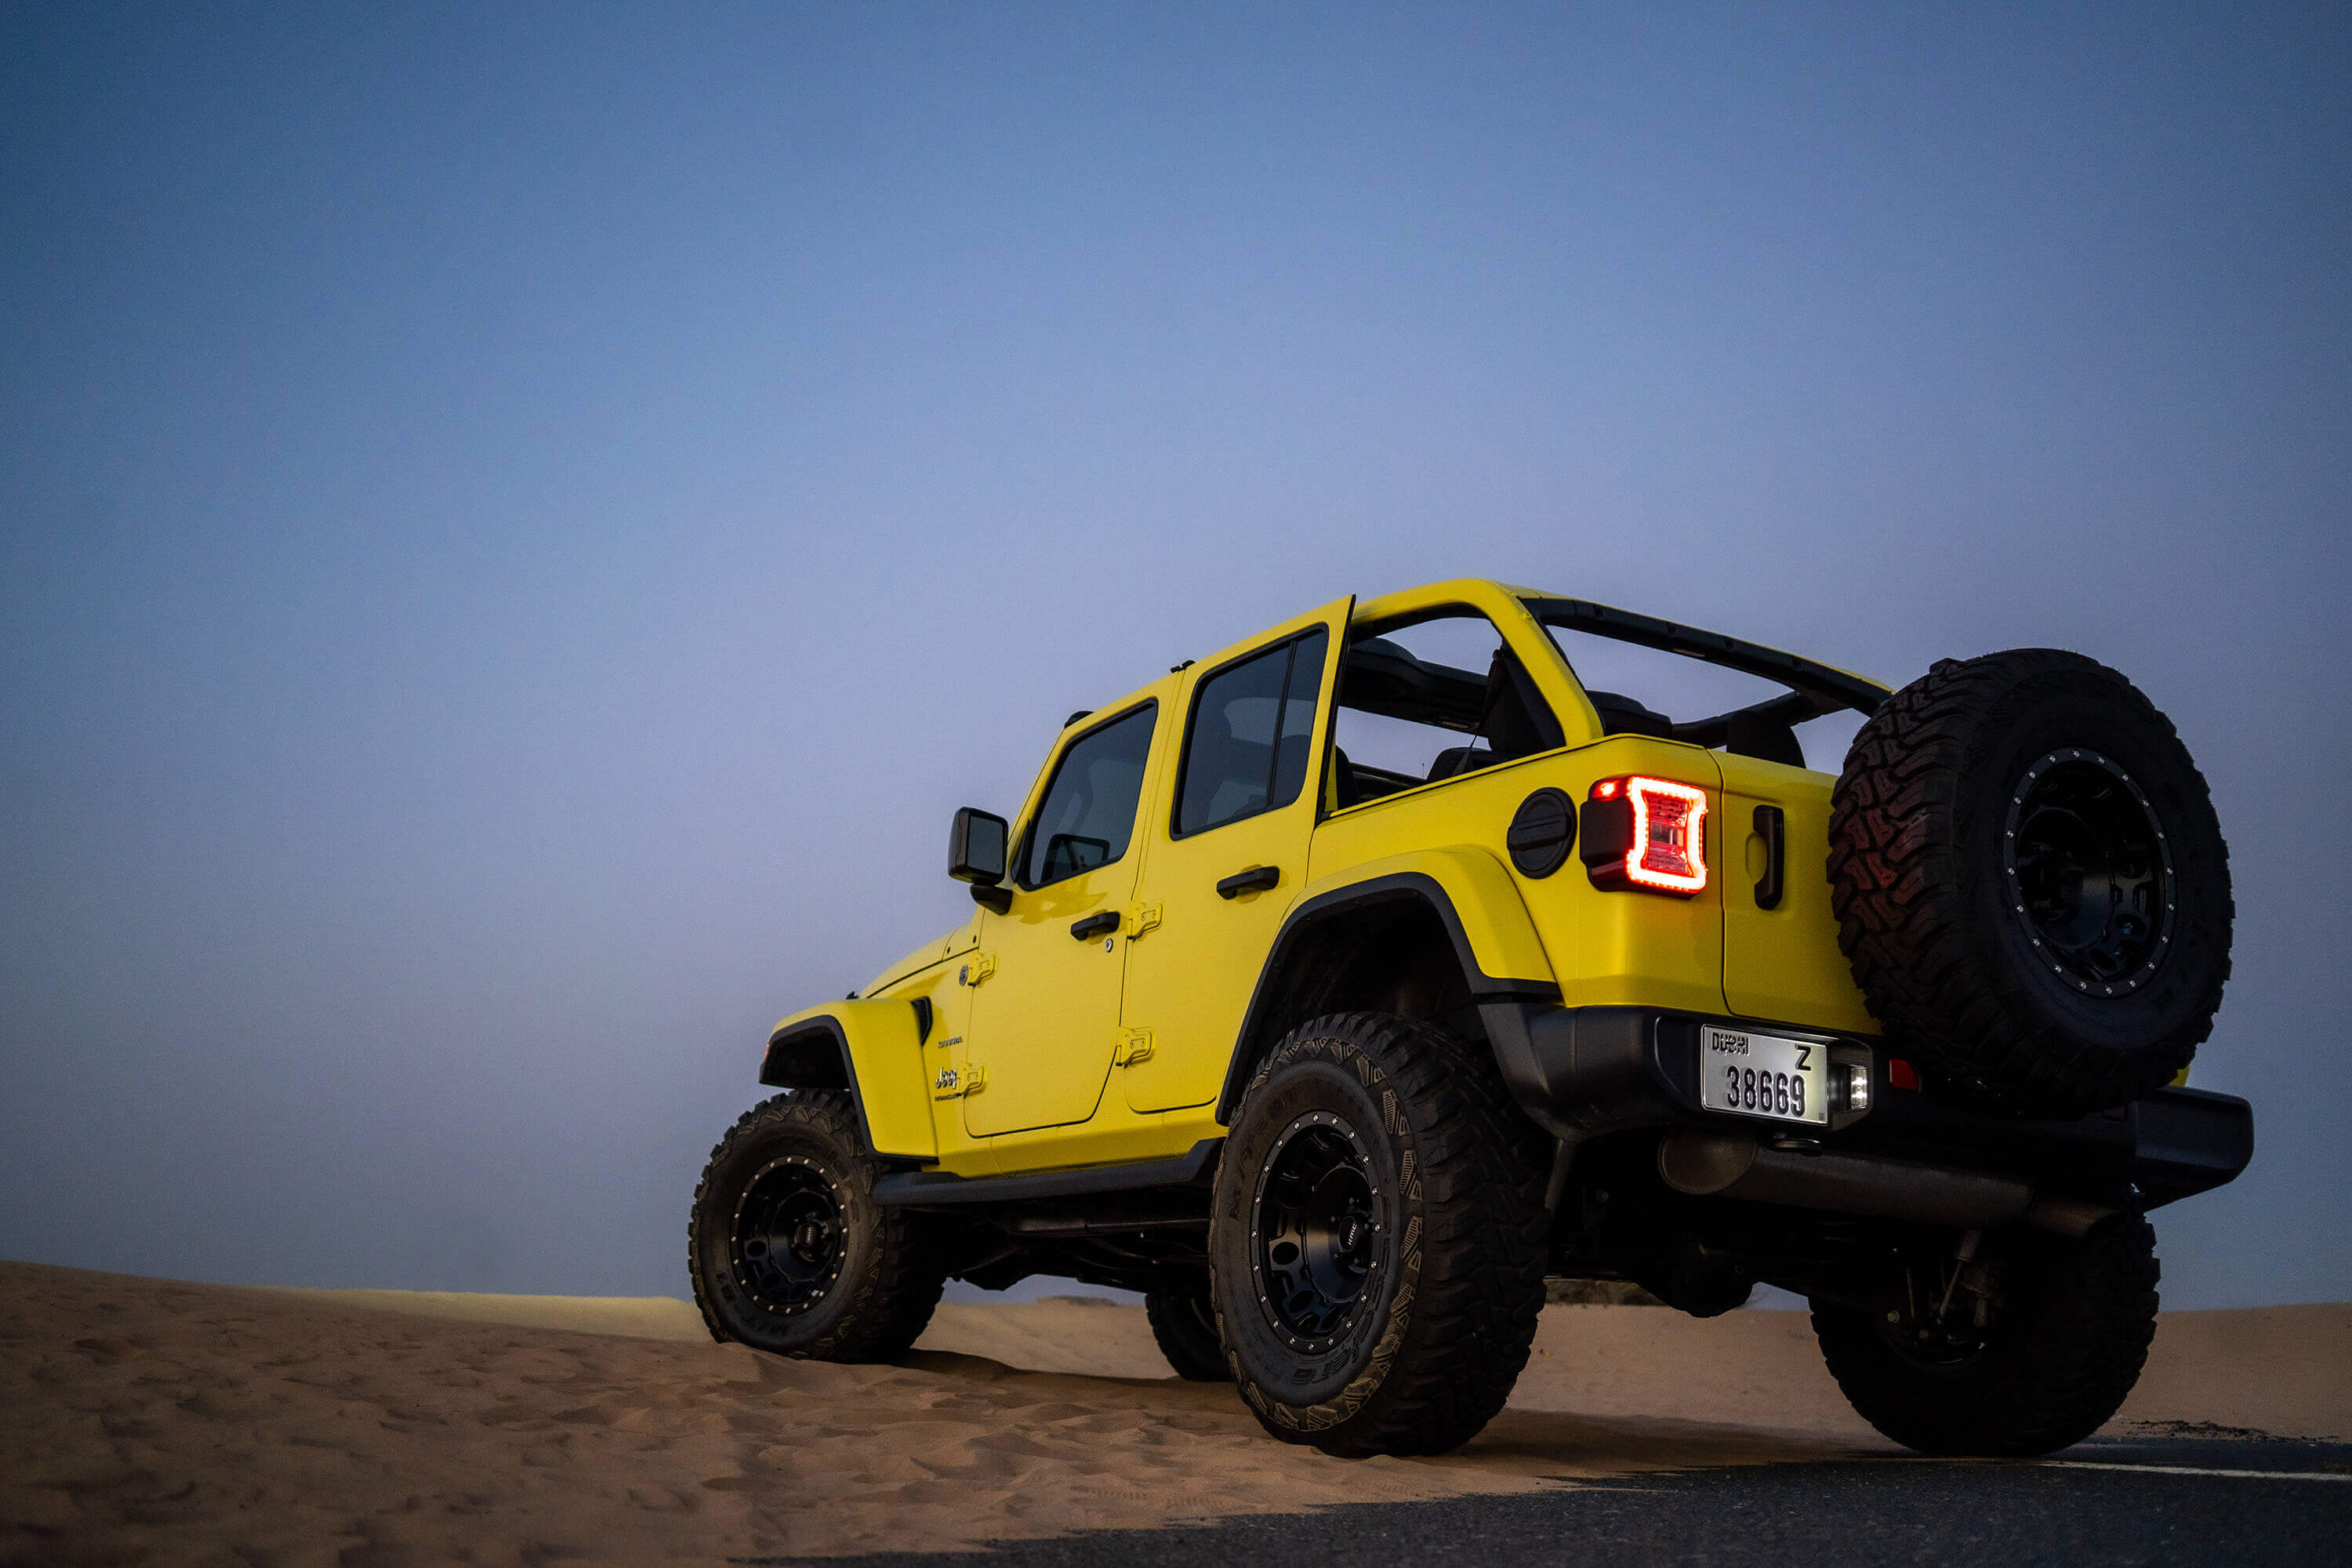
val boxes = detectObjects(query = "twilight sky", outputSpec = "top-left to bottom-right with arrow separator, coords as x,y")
2,2 -> 2346,1308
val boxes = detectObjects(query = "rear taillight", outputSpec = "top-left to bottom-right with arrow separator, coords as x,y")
1580,775 -> 1709,896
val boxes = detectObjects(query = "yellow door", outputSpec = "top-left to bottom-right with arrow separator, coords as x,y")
963,699 -> 1163,1138
1119,598 -> 1352,1114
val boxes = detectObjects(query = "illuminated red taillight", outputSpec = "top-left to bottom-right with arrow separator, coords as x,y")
1579,775 -> 1709,896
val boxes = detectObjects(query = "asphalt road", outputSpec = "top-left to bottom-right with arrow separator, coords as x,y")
757,1438 -> 2352,1568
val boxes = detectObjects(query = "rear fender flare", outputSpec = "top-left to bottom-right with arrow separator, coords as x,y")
1214,848 -> 1560,1124
760,999 -> 938,1160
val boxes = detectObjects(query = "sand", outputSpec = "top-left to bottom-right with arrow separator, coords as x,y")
4,1261 -> 2344,1565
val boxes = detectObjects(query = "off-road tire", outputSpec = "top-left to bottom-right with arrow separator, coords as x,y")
1811,1211 -> 2161,1456
1829,649 -> 2231,1114
689,1091 -> 945,1360
1210,1011 -> 1552,1457
1145,1280 -> 1232,1381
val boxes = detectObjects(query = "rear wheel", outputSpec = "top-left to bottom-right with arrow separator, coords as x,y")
1210,1012 -> 1551,1457
1811,1211 -> 2160,1455
689,1091 -> 946,1360
1145,1278 -> 1231,1381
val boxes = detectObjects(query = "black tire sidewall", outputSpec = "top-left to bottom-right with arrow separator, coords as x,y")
1835,649 -> 2233,1111
691,1098 -> 884,1356
1956,667 -> 2230,1070
1211,1049 -> 1416,1432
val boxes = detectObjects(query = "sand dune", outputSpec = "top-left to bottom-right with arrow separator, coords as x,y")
253,1284 -> 715,1343
270,1278 -> 2352,1442
5,1261 -> 2344,1564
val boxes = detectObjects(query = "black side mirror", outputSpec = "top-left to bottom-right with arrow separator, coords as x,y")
949,808 -> 1011,912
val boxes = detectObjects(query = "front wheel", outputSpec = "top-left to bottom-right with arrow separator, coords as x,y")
1811,1211 -> 2161,1455
688,1091 -> 945,1360
1210,1012 -> 1552,1457
1145,1278 -> 1232,1381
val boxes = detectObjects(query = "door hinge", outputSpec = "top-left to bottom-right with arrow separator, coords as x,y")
958,953 -> 996,987
1113,1027 -> 1154,1066
1123,902 -> 1163,938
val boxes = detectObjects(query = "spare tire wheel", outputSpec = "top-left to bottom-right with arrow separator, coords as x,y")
1828,649 -> 2231,1115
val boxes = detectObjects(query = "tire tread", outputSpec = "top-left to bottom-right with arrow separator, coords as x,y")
1828,650 -> 2231,1111
1220,1012 -> 1552,1456
688,1091 -> 945,1362
1813,1213 -> 2161,1456
1145,1283 -> 1232,1382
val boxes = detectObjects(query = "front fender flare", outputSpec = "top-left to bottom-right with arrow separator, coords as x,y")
760,999 -> 938,1161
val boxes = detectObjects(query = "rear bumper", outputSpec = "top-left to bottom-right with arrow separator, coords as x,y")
1480,1002 -> 2253,1207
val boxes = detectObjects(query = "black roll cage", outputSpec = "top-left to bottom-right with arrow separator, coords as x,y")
1523,596 -> 1892,739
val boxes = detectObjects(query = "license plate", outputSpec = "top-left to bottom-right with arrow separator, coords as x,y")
1703,1026 -> 1828,1126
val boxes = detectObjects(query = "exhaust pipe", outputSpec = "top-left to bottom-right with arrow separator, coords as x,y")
1658,1130 -> 2037,1229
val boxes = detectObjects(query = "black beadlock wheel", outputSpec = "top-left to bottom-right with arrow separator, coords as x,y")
1144,1279 -> 1232,1381
731,1153 -> 847,1316
1828,649 -> 2232,1114
1252,1112 -> 1384,1352
1811,1211 -> 2162,1456
2005,750 -> 2174,996
688,1091 -> 946,1361
1210,1012 -> 1551,1457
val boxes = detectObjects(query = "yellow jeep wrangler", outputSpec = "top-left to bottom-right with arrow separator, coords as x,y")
689,579 -> 2251,1458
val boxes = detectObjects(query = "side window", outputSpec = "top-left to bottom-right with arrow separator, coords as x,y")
1018,702 -> 1158,889
1330,612 -> 1563,807
1174,630 -> 1329,837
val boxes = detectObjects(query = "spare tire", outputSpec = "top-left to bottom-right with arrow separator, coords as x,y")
1828,650 -> 2230,1115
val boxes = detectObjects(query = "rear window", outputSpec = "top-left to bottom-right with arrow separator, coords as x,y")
1174,630 -> 1328,837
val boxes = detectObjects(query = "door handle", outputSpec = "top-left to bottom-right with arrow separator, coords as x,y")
1753,805 -> 1784,910
1216,865 -> 1281,899
1069,911 -> 1122,940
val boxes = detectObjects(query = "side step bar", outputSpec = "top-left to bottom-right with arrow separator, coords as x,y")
875,1138 -> 1223,1207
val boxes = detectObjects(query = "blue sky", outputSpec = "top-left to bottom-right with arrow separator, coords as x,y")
2,2 -> 2346,1305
